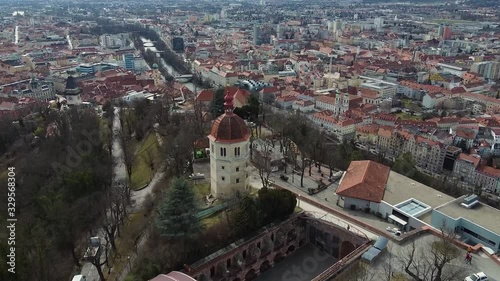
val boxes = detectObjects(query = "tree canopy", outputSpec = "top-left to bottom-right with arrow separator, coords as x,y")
0,108 -> 112,281
156,178 -> 202,238
231,188 -> 296,236
211,88 -> 226,118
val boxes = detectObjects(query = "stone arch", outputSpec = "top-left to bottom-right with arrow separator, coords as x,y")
274,230 -> 285,248
198,273 -> 209,281
232,252 -> 244,269
245,268 -> 257,281
250,244 -> 261,259
299,238 -> 305,247
287,244 -> 296,254
273,252 -> 284,264
287,228 -> 297,243
216,262 -> 227,277
233,279 -> 242,281
259,259 -> 271,272
340,241 -> 356,259
260,237 -> 273,255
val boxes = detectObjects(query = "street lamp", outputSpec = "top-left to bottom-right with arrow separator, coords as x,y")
297,194 -> 301,208
127,256 -> 131,269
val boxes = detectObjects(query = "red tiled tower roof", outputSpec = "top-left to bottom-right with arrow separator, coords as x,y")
208,91 -> 249,144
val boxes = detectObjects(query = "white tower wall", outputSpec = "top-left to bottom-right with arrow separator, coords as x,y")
209,139 -> 250,198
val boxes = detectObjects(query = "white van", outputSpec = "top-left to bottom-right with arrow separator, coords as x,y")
72,275 -> 87,281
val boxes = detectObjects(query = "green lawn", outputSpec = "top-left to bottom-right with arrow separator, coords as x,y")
108,210 -> 148,281
192,182 -> 211,208
396,112 -> 422,121
130,132 -> 161,190
201,210 -> 228,228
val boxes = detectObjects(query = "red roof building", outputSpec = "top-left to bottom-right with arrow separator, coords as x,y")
336,160 -> 390,203
149,272 -> 196,281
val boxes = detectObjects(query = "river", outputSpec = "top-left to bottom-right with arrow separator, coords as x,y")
141,38 -> 199,94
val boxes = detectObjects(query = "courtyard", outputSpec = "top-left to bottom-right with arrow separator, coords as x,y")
255,244 -> 336,281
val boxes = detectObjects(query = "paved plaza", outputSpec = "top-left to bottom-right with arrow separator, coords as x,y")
257,163 -> 398,236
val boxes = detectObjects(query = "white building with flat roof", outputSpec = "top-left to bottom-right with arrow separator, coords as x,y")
336,160 -> 500,252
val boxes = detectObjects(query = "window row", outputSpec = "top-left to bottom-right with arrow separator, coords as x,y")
221,166 -> 240,172
221,177 -> 240,183
218,146 -> 242,157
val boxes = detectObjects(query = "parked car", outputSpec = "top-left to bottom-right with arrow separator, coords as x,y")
189,173 -> 205,180
280,174 -> 289,181
72,275 -> 87,281
464,272 -> 488,281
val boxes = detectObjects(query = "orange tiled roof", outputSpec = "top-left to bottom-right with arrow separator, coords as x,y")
458,153 -> 481,167
336,160 -> 390,203
476,165 -> 500,178
316,96 -> 336,105
377,127 -> 393,138
196,90 -> 214,102
356,124 -> 380,134
358,88 -> 379,99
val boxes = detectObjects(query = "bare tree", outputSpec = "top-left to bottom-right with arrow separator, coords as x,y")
119,130 -> 134,187
89,238 -> 110,281
378,244 -> 396,281
398,227 -> 466,281
324,144 -> 337,177
333,261 -> 376,281
289,142 -> 308,187
100,182 -> 130,252
143,144 -> 157,172
253,138 -> 274,188
189,100 -> 209,138
164,125 -> 197,175
306,129 -> 326,176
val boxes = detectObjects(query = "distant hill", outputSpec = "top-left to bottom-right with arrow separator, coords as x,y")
363,0 -> 498,6
363,0 -> 445,2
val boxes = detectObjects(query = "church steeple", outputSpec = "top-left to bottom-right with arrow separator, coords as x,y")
224,92 -> 234,113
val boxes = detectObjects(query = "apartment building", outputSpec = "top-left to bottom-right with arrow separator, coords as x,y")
292,99 -> 315,112
376,127 -> 399,154
315,96 -> 336,111
453,153 -> 481,184
355,124 -> 379,144
310,110 -> 338,132
358,76 -> 397,99
405,136 -> 446,174
475,165 -> 500,193
471,61 -> 500,80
